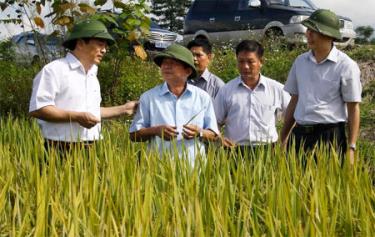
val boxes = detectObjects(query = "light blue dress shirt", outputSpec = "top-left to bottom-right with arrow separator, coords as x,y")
284,46 -> 362,125
130,82 -> 219,163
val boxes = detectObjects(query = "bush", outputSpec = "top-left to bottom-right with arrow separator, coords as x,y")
98,55 -> 162,106
0,61 -> 40,116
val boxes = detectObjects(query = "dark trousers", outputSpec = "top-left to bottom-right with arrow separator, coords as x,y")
44,139 -> 95,155
224,144 -> 275,159
289,122 -> 347,158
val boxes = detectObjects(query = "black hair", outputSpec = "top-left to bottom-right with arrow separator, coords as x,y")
187,38 -> 212,54
64,38 -> 92,51
235,40 -> 264,58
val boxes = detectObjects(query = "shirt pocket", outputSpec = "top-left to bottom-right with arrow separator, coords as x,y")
317,78 -> 340,102
252,103 -> 277,126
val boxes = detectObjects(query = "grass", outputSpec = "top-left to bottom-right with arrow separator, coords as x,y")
0,117 -> 374,236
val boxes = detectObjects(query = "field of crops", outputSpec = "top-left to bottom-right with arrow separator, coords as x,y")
0,117 -> 374,236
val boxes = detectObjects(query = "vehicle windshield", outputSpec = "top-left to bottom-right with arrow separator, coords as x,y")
267,0 -> 317,9
150,21 -> 161,29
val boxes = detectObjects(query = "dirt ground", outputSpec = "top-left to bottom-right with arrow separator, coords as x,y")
359,61 -> 375,87
359,61 -> 375,142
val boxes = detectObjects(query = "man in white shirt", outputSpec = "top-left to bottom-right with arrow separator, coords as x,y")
214,40 -> 290,154
281,9 -> 362,164
29,19 -> 137,151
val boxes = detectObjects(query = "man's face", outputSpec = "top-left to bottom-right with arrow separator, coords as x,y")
305,28 -> 332,50
190,46 -> 211,74
78,38 -> 108,65
160,58 -> 192,83
237,51 -> 262,82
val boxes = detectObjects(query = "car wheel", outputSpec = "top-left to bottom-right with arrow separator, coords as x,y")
264,28 -> 286,49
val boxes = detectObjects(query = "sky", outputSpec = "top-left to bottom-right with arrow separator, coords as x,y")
314,0 -> 375,30
1,0 -> 375,40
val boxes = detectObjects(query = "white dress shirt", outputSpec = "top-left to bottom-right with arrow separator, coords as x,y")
284,46 -> 362,125
29,53 -> 102,142
214,75 -> 290,145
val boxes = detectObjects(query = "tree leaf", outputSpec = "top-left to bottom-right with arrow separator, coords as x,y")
34,16 -> 45,28
59,2 -> 76,11
133,45 -> 148,60
36,2 -> 42,15
94,0 -> 107,6
54,16 -> 72,26
78,3 -> 96,14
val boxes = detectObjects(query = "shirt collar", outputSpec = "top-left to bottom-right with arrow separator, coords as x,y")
200,68 -> 210,82
237,74 -> 266,91
308,46 -> 339,64
66,52 -> 98,75
159,81 -> 193,97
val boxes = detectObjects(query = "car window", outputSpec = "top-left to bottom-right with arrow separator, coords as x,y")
268,0 -> 285,5
288,0 -> 315,9
267,0 -> 316,9
216,0 -> 236,11
191,0 -> 217,13
150,22 -> 161,29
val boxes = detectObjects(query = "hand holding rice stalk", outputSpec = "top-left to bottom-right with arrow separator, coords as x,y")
182,105 -> 207,139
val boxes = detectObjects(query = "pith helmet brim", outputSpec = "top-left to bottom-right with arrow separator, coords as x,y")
302,9 -> 342,40
63,20 -> 115,49
154,44 -> 197,79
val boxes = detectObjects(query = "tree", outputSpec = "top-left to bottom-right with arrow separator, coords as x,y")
0,0 -> 150,62
151,0 -> 192,33
355,25 -> 374,44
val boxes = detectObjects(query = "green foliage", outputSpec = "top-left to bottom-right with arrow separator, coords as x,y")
209,46 -> 238,82
346,44 -> 375,62
0,117 -> 374,235
151,0 -> 192,33
0,40 -> 16,62
0,61 -> 40,116
98,55 -> 162,105
355,26 -> 374,44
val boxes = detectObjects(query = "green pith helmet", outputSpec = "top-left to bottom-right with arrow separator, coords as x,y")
154,44 -> 197,79
63,19 -> 115,49
302,9 -> 342,40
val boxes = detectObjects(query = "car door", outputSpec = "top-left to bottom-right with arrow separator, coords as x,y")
184,0 -> 218,34
210,0 -> 240,42
235,0 -> 269,40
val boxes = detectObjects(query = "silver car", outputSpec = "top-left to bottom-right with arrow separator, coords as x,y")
11,32 -> 64,63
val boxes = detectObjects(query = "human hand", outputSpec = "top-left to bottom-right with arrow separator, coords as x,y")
75,112 -> 100,128
156,125 -> 178,140
348,149 -> 355,165
220,136 -> 236,148
124,101 -> 139,115
182,124 -> 201,139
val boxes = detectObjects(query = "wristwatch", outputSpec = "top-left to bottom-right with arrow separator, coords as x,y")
199,129 -> 204,138
349,144 -> 356,151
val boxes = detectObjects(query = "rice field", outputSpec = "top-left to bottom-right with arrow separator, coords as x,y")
0,117 -> 374,236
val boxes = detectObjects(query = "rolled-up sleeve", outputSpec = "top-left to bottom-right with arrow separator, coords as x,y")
213,87 -> 227,125
341,61 -> 362,102
29,67 -> 59,112
284,61 -> 298,95
203,98 -> 219,134
129,94 -> 150,132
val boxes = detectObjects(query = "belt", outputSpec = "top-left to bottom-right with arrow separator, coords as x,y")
294,122 -> 345,134
45,139 -> 95,150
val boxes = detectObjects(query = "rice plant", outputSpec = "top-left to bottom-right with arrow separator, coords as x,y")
0,117 -> 374,236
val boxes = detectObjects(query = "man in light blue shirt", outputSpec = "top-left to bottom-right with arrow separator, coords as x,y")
129,44 -> 219,164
